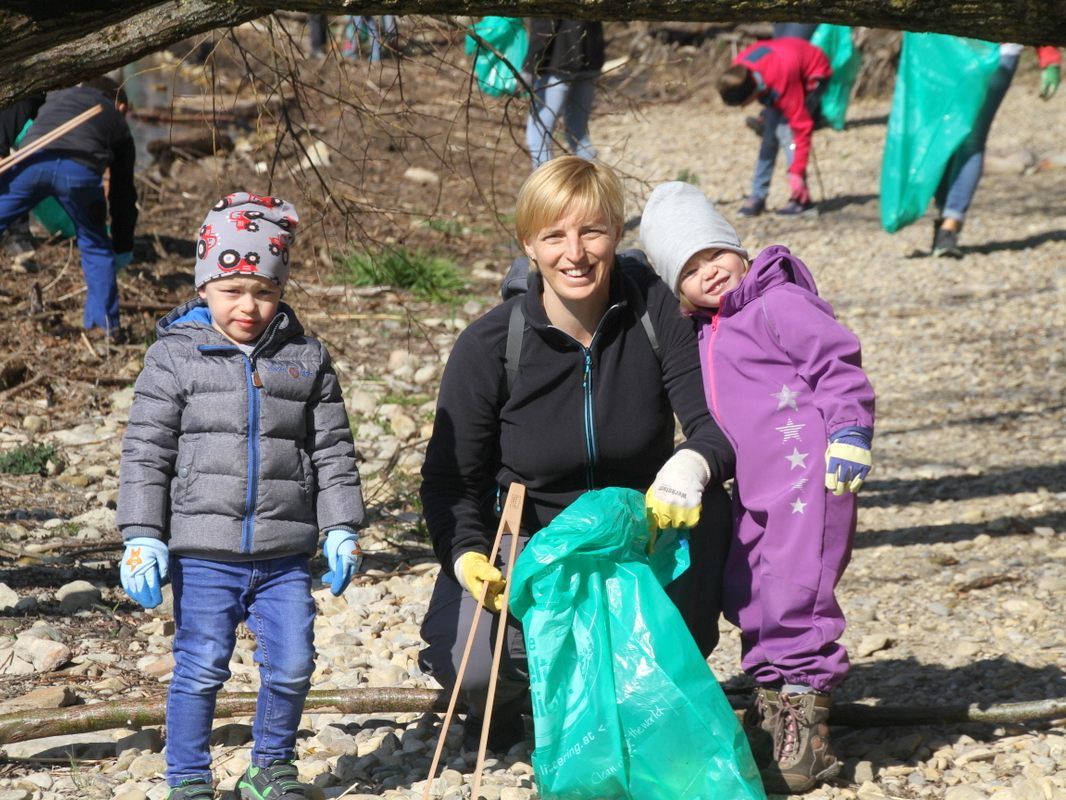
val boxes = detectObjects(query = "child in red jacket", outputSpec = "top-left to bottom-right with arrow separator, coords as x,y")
717,38 -> 831,217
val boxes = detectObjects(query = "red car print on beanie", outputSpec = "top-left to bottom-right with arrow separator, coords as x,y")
195,192 -> 299,288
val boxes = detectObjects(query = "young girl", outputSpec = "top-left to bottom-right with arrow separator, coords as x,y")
640,181 -> 875,794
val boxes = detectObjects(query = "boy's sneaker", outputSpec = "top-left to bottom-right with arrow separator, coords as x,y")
776,199 -> 818,217
236,760 -> 310,799
744,687 -> 840,794
745,114 -> 765,137
738,195 -> 766,217
931,225 -> 963,258
166,778 -> 215,799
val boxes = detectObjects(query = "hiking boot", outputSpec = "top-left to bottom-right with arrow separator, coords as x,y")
236,760 -> 310,799
462,702 -> 527,754
931,224 -> 963,258
739,195 -> 766,217
776,199 -> 818,217
166,778 -> 216,799
744,687 -> 840,794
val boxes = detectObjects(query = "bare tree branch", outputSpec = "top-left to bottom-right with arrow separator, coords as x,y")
1,1 -> 1064,106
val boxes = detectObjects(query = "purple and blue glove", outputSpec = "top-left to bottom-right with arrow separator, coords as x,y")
321,529 -> 362,596
120,537 -> 169,609
825,426 -> 873,495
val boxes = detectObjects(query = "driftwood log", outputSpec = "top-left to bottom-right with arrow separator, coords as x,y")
0,688 -> 1063,749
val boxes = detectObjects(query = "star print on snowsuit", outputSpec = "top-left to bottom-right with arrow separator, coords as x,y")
697,244 -> 874,693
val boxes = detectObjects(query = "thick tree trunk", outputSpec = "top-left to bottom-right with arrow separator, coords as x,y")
1,1 -> 1064,106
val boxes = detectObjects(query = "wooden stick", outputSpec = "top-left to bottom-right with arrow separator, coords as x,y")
0,105 -> 104,177
471,483 -> 526,800
422,482 -> 526,800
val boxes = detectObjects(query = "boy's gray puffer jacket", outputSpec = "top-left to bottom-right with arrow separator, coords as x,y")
117,298 -> 364,560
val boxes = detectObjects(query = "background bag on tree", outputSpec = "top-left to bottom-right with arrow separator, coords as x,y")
810,24 -> 861,130
509,488 -> 765,800
880,33 -> 1000,232
465,17 -> 528,97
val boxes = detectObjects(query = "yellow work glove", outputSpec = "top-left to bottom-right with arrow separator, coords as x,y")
453,552 -> 506,613
645,449 -> 711,530
824,427 -> 873,495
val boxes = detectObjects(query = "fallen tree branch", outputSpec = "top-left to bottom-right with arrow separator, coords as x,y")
1,689 -> 1063,748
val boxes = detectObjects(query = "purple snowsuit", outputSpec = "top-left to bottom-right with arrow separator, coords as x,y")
697,245 -> 875,693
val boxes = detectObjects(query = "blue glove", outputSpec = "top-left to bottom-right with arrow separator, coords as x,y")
825,426 -> 873,495
120,537 -> 169,609
113,251 -> 133,271
321,529 -> 362,596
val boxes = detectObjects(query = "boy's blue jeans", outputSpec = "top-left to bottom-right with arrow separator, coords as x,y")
526,72 -> 597,169
166,555 -> 316,787
0,154 -> 119,330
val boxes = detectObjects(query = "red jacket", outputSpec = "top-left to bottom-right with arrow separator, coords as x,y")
735,38 -> 832,178
1036,46 -> 1061,67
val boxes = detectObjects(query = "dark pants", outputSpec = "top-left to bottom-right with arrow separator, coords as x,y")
418,485 -> 732,716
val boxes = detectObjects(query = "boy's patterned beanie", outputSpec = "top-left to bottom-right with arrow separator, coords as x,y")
639,181 -> 748,297
194,192 -> 300,288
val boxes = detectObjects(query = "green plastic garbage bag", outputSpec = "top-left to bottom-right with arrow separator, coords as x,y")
464,17 -> 529,97
13,120 -> 77,239
880,33 -> 1000,232
509,488 -> 766,800
810,25 -> 861,131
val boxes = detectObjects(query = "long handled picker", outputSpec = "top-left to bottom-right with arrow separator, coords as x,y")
422,482 -> 527,800
0,104 -> 103,178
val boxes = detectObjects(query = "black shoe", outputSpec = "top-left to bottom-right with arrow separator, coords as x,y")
776,199 -> 818,217
931,226 -> 963,258
745,114 -> 765,137
739,195 -> 766,217
462,703 -> 527,754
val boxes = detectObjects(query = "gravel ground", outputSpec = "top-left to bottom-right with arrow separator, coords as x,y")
0,42 -> 1064,800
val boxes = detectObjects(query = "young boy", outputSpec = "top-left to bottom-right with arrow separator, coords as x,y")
717,38 -> 831,217
640,181 -> 875,794
117,192 -> 365,800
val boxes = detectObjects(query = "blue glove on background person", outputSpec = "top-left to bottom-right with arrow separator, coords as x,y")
825,426 -> 873,495
321,529 -> 362,596
120,537 -> 169,609
113,251 -> 133,271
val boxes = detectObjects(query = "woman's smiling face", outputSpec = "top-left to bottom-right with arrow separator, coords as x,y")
523,203 -> 620,312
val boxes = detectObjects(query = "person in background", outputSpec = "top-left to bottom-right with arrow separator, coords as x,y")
0,76 -> 137,336
641,181 -> 875,794
717,37 -> 831,217
117,193 -> 364,800
931,44 -> 1060,257
343,15 -> 399,62
523,19 -> 605,169
0,92 -> 47,258
745,23 -> 819,136
308,14 -> 330,59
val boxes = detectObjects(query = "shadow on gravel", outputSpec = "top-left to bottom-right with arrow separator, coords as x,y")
862,461 -> 1066,508
855,510 -> 1064,548
964,227 -> 1066,255
831,657 -> 1066,779
814,193 -> 878,213
842,113 -> 889,129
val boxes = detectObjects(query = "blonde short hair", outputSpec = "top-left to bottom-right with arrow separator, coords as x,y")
515,156 -> 625,245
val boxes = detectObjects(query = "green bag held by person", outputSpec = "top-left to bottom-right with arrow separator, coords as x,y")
810,24 -> 861,131
880,33 -> 1000,232
464,17 -> 529,97
509,487 -> 766,800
